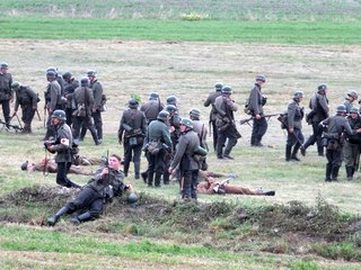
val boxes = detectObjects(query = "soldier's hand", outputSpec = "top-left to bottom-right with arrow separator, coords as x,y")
289,128 -> 294,133
255,114 -> 261,120
102,168 -> 109,176
168,167 -> 176,174
356,128 -> 361,133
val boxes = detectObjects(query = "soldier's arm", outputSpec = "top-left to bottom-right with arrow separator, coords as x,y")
318,95 -> 329,115
214,97 -> 226,116
343,119 -> 357,136
93,83 -> 103,110
140,113 -> 147,136
88,88 -> 95,108
49,85 -> 57,111
248,88 -> 260,115
227,100 -> 238,112
28,88 -> 38,109
203,95 -> 212,107
118,114 -> 125,141
162,128 -> 173,149
14,92 -> 20,112
170,136 -> 187,169
287,103 -> 296,130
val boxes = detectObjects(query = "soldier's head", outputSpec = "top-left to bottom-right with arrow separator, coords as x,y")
11,81 -> 22,91
46,70 -> 57,82
189,108 -> 201,120
165,104 -> 177,115
109,154 -> 122,170
87,70 -> 97,81
80,77 -> 89,87
20,160 -> 36,172
62,71 -> 73,82
128,98 -> 139,109
51,109 -> 66,125
180,118 -> 193,132
255,74 -> 266,84
293,90 -> 304,101
166,95 -> 177,106
149,92 -> 159,101
221,85 -> 232,96
347,90 -> 358,101
350,107 -> 359,119
46,67 -> 58,76
0,62 -> 9,74
336,104 -> 347,116
157,110 -> 170,122
317,83 -> 327,95
215,82 -> 223,92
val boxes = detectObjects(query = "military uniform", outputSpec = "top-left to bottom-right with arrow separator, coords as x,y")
140,96 -> 164,125
72,83 -> 99,145
321,106 -> 357,181
13,85 -> 38,133
118,101 -> 147,179
247,81 -> 267,146
303,86 -> 329,156
0,66 -> 13,125
45,111 -> 80,188
44,74 -> 62,140
343,111 -> 361,180
47,164 -> 128,225
63,74 -> 79,126
214,88 -> 239,159
90,79 -> 104,141
145,114 -> 172,187
204,86 -> 222,151
170,127 -> 200,200
285,95 -> 304,161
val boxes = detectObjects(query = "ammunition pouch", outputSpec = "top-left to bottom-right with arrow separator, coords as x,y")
326,139 -> 340,151
277,114 -> 288,129
146,141 -> 162,155
73,104 -> 87,117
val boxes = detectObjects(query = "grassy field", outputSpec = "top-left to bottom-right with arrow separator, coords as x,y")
2,1 -> 361,269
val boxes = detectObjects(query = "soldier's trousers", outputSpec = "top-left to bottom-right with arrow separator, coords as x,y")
251,117 -> 268,146
343,141 -> 360,169
66,187 -> 104,219
21,105 -> 35,132
56,162 -> 80,188
211,120 -> 218,151
123,141 -> 142,177
181,169 -> 199,199
92,110 -> 103,140
216,129 -> 238,158
146,150 -> 166,186
73,116 -> 98,144
303,121 -> 324,154
286,128 -> 304,150
326,147 -> 342,178
65,108 -> 74,126
0,99 -> 11,125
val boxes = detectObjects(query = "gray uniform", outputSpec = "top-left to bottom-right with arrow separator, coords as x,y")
14,86 -> 38,132
0,72 -> 13,125
170,129 -> 200,200
140,100 -> 164,124
192,119 -> 208,151
64,78 -> 79,126
44,80 -> 62,139
285,99 -> 304,161
91,80 -> 103,140
204,91 -> 222,150
343,115 -> 361,179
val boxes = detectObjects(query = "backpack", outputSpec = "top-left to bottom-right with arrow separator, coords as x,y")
244,98 -> 252,115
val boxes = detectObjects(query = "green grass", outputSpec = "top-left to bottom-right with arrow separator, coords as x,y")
1,17 -> 361,44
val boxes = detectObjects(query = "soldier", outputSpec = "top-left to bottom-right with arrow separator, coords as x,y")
47,154 -> 133,226
321,104 -> 361,182
72,78 -> 100,145
285,90 -> 305,162
144,110 -> 172,187
214,85 -> 240,159
118,99 -> 147,179
169,118 -> 201,201
343,90 -> 358,113
165,104 -> 181,152
0,62 -> 13,127
247,75 -> 268,147
87,70 -> 104,143
62,71 -> 79,126
140,92 -> 164,125
44,110 -> 80,188
204,82 -> 223,151
189,108 -> 208,151
11,82 -> 38,133
343,107 -> 361,180
302,84 -> 329,156
47,67 -> 65,97
44,70 -> 62,140
166,95 -> 177,107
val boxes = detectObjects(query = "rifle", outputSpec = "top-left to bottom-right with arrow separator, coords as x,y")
0,118 -> 24,132
212,177 -> 232,194
14,113 -> 23,129
43,106 -> 47,128
35,109 -> 42,121
240,113 -> 281,126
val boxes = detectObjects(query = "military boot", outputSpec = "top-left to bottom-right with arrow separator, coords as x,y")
346,166 -> 354,181
90,128 -> 100,145
290,144 -> 301,161
70,212 -> 92,225
47,206 -> 69,226
317,145 -> 324,156
134,161 -> 140,179
325,164 -> 332,182
123,162 -> 130,177
141,171 -> 148,184
285,145 -> 292,161
331,166 -> 340,181
154,172 -> 162,187
147,171 -> 154,187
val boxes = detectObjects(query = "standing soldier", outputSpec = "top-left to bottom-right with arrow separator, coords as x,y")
118,99 -> 147,179
215,85 -> 240,160
62,72 -> 79,127
165,104 -> 182,151
204,82 -> 222,151
140,92 -> 164,125
343,90 -> 358,113
87,70 -> 104,143
11,82 -> 38,133
285,91 -> 305,162
72,78 -> 100,145
321,105 -> 361,181
0,62 -> 13,127
44,70 -> 62,140
44,110 -> 80,188
247,75 -> 268,147
169,118 -> 201,201
166,95 -> 177,107
144,110 -> 172,187
46,67 -> 65,97
189,108 -> 208,151
343,107 -> 361,180
302,84 -> 329,156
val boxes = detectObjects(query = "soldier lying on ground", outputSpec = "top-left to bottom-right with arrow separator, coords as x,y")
20,156 -> 104,176
197,170 -> 275,196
